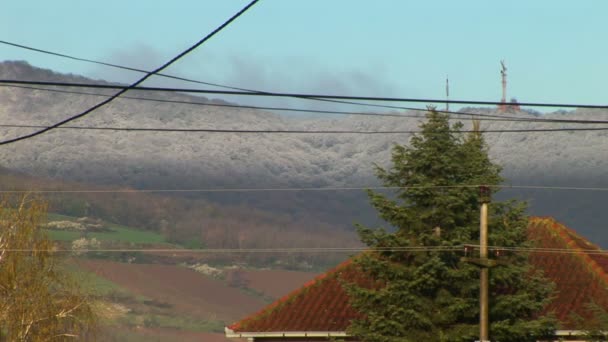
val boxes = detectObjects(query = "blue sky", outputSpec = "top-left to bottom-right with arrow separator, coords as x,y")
1,1 -> 605,111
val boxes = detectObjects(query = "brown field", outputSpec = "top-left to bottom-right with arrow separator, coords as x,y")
78,260 -> 266,322
105,327 -> 245,342
131,328 -> 243,342
78,260 -> 328,341
238,269 -> 319,299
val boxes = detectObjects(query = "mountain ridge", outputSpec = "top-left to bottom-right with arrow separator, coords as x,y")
1,60 -> 608,245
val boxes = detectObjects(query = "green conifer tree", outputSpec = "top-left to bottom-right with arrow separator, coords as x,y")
346,110 -> 556,342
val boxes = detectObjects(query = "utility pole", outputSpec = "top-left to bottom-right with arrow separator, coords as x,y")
479,185 -> 490,342
461,186 -> 494,342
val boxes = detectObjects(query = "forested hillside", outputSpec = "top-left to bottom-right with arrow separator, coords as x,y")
2,60 -> 608,245
0,167 -> 358,268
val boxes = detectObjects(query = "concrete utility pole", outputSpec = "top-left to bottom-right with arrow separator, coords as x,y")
461,186 -> 494,342
479,185 -> 490,342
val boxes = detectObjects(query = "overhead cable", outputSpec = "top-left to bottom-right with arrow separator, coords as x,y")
1,79 -> 607,109
4,184 -> 608,194
2,123 -> 608,134
0,39 -> 519,113
3,245 -> 608,255
0,84 -> 521,122
0,38 -> 397,111
0,0 -> 260,146
0,39 -> 262,92
5,83 -> 608,124
1,246 -> 462,253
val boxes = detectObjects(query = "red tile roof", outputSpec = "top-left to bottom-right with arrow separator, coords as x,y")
528,217 -> 608,328
228,259 -> 364,332
229,217 -> 608,333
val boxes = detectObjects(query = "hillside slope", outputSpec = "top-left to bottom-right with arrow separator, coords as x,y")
1,61 -> 608,244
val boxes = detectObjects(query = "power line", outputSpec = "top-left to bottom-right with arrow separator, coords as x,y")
0,39 -> 262,92
0,84 -> 511,122
1,39 -> 461,114
2,246 -> 462,254
0,39 -> 540,115
6,83 -> 608,125
3,245 -> 608,255
5,40 -> 608,124
479,245 -> 608,256
3,122 -> 608,134
2,79 -> 608,109
0,84 -> 486,121
0,39 -> 406,112
5,38 -> 608,130
4,184 -> 608,194
0,0 -> 260,146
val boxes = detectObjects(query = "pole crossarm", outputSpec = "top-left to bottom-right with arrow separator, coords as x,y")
460,257 -> 502,268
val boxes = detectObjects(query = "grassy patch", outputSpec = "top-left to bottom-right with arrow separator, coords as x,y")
47,212 -> 79,221
62,262 -> 130,297
45,214 -> 166,244
63,262 -> 226,336
118,313 -> 225,333
238,286 -> 275,304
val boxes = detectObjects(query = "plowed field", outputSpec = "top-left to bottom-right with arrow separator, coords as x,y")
78,260 -> 265,322
239,269 -> 319,298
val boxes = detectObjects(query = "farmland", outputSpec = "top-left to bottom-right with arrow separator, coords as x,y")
43,212 -> 321,341
77,261 -> 319,340
45,213 -> 168,245
77,259 -> 266,322
0,154 -> 343,341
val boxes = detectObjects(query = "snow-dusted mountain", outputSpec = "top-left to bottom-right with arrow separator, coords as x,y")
1,61 -> 608,243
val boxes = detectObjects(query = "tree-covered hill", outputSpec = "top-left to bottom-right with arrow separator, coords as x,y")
2,60 -> 608,245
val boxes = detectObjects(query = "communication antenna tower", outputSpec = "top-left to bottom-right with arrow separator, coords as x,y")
500,60 -> 507,111
445,75 -> 450,112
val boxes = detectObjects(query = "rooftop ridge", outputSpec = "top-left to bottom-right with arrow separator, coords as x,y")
228,217 -> 608,333
533,217 -> 608,288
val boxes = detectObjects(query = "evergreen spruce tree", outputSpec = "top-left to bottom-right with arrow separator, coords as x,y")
346,110 -> 556,342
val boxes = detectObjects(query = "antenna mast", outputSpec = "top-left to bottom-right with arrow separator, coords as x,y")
500,60 -> 507,112
445,75 -> 450,112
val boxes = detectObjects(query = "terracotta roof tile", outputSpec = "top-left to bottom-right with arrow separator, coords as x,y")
229,259 -> 364,332
528,217 -> 608,328
230,217 -> 608,332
